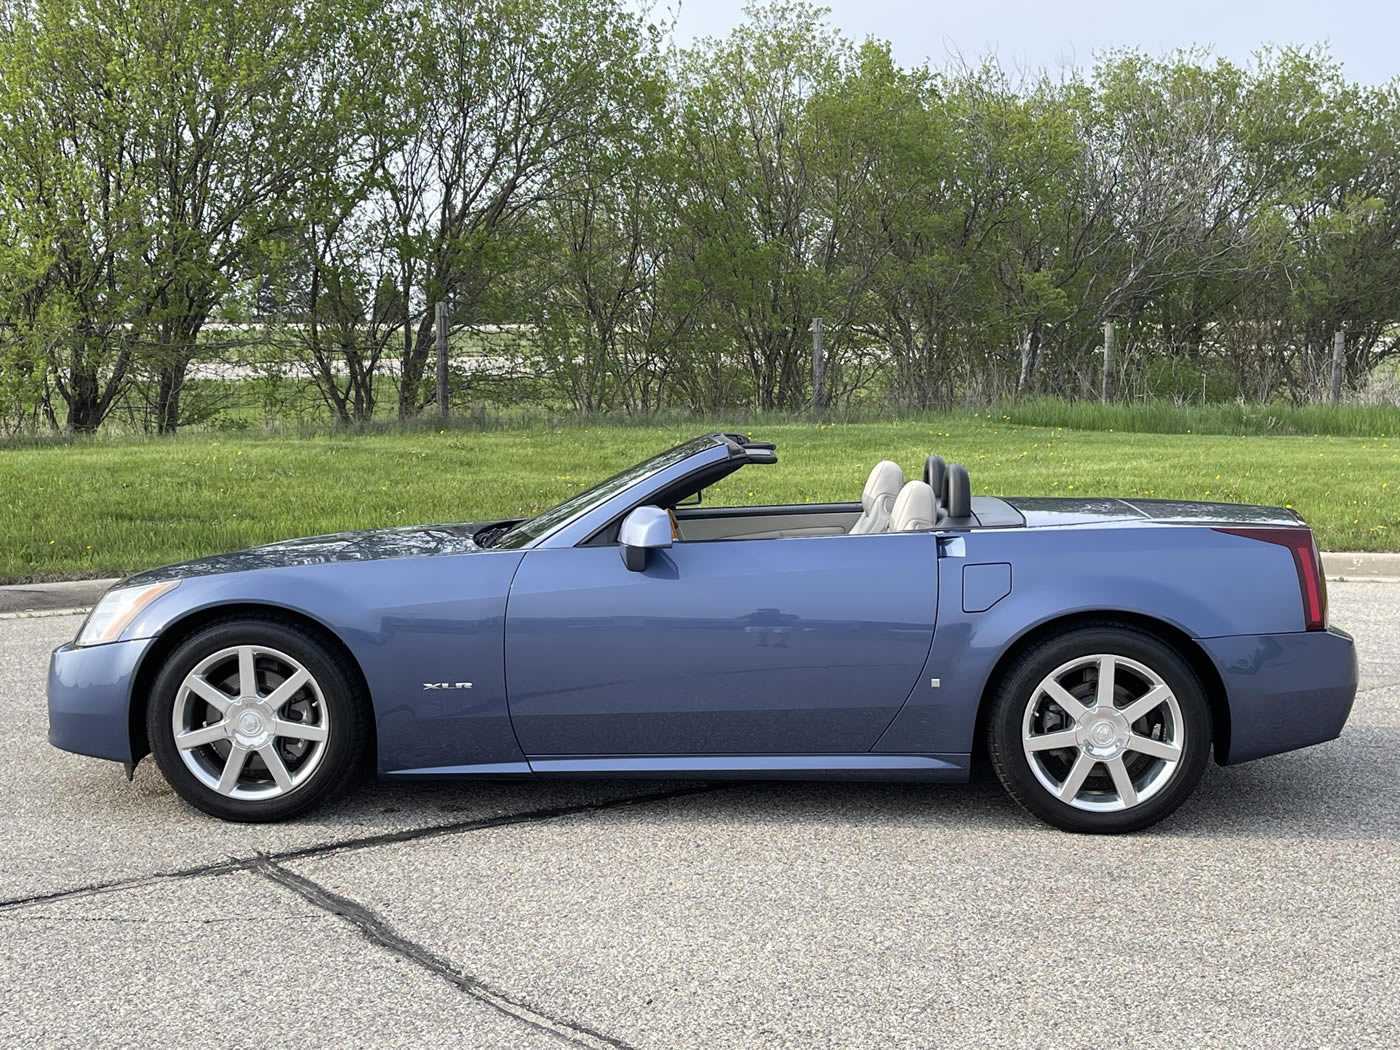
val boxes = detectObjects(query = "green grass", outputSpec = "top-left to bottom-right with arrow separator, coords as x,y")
1,414 -> 1397,582
990,398 -> 1400,437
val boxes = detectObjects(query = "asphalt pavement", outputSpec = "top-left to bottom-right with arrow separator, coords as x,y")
2,584 -> 1398,1048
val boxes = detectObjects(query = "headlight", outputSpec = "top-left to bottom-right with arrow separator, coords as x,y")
75,581 -> 180,647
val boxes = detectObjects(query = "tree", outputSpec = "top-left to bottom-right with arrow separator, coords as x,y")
1251,53 -> 1400,398
374,0 -> 658,420
668,2 -> 849,411
0,0 -> 369,432
508,25 -> 710,415
261,9 -> 412,425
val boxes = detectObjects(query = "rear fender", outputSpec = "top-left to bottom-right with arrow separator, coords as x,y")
874,524 -> 1301,755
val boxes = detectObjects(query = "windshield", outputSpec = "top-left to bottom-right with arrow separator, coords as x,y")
491,436 -> 721,549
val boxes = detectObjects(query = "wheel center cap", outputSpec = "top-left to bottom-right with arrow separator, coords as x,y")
1077,709 -> 1129,759
228,702 -> 275,749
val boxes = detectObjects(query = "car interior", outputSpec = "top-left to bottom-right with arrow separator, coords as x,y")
576,434 -> 1028,548
659,453 -> 1024,544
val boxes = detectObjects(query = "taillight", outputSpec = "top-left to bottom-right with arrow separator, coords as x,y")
1213,527 -> 1328,631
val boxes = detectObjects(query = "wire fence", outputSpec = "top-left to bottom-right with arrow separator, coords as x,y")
5,317 -> 1400,439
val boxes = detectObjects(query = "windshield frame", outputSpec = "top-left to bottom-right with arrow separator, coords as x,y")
490,435 -> 733,550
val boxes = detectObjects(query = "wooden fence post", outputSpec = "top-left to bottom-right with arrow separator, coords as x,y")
1101,321 -> 1115,402
1330,327 -> 1344,404
435,301 -> 449,420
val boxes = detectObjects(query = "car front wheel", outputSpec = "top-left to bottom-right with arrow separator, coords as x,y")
987,626 -> 1212,833
147,616 -> 367,822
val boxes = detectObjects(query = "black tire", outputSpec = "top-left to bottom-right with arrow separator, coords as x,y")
987,625 -> 1212,834
147,616 -> 368,822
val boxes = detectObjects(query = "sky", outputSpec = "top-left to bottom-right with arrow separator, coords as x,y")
659,0 -> 1399,84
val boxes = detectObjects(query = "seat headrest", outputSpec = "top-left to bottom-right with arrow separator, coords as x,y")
862,460 -> 904,509
891,480 -> 938,531
944,463 -> 971,520
922,456 -> 947,505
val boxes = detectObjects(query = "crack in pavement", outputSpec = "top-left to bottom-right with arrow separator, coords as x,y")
252,854 -> 637,1050
0,783 -> 729,913
2,914 -> 329,925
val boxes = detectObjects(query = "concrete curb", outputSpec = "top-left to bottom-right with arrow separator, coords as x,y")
0,551 -> 1396,617
0,578 -> 118,616
1321,551 -> 1400,582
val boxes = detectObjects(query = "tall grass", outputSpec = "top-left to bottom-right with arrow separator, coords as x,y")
9,397 -> 1400,450
990,399 -> 1400,437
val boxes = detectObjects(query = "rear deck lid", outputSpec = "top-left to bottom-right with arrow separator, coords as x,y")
1006,496 -> 1305,529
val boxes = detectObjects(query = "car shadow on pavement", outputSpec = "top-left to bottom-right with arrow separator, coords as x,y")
59,722 -> 1398,847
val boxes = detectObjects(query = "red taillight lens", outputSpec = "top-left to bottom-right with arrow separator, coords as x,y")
1213,527 -> 1328,631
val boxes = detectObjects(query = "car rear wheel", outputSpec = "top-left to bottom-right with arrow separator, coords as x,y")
147,617 -> 367,822
987,626 -> 1212,833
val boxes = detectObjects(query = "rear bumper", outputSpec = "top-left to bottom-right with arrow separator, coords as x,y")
1200,627 -> 1358,765
47,638 -> 152,764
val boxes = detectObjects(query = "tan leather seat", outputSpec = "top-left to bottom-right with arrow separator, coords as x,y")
849,461 -> 904,534
891,480 -> 938,531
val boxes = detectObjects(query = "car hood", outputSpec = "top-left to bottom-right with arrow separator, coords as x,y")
1007,496 -> 1305,529
121,521 -> 510,586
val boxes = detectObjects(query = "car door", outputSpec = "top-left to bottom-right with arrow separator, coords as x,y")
503,532 -> 938,756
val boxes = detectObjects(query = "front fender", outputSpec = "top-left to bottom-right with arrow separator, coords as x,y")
119,551 -> 527,774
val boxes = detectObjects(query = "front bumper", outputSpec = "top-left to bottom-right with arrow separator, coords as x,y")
47,637 -> 154,764
1200,627 -> 1358,765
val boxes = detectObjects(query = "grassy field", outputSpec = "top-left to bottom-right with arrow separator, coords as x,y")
990,398 -> 1400,437
1,413 -> 1397,582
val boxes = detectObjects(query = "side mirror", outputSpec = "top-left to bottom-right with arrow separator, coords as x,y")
619,505 -> 672,572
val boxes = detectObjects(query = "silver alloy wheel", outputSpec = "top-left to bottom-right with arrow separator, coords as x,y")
171,644 -> 330,800
1021,653 -> 1184,812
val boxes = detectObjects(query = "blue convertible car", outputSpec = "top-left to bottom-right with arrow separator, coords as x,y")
48,433 -> 1356,832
